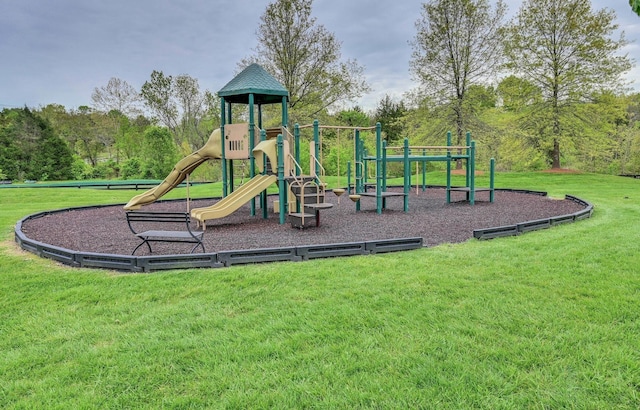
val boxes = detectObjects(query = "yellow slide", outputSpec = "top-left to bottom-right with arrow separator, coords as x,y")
190,174 -> 277,229
123,129 -> 223,210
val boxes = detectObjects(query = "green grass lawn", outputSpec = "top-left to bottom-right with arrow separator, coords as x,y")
1,172 -> 639,408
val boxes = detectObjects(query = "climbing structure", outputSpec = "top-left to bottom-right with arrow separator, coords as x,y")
124,64 -> 334,229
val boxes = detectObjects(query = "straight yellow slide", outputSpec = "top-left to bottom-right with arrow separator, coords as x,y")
191,174 -> 277,228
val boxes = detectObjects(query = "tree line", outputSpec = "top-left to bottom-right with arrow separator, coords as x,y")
2,0 -> 639,183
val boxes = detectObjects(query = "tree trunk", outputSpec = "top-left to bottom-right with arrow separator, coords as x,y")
454,98 -> 464,170
552,138 -> 561,169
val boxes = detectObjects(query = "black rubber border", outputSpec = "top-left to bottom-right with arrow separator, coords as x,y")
472,192 -> 593,239
14,189 -> 592,272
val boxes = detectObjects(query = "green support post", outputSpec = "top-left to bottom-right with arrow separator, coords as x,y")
376,122 -> 382,214
362,145 -> 368,191
354,128 -> 361,194
465,131 -> 472,189
403,138 -> 410,212
249,93 -> 256,216
446,150 -> 452,204
470,140 -> 476,205
313,120 -> 320,179
282,96 -> 288,129
260,129 -> 268,219
489,157 -> 495,203
221,98 -> 227,197
294,123 -> 300,175
422,148 -> 427,192
382,140 -> 387,210
354,129 -> 362,195
277,134 -> 286,224
228,103 -> 234,194
347,161 -> 352,195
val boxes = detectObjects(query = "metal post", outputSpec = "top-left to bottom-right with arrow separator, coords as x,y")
422,148 -> 427,192
228,103 -> 234,194
490,157 -> 495,203
277,134 -> 286,224
354,128 -> 361,194
261,129 -> 268,219
446,150 -> 452,204
466,132 -> 472,199
249,93 -> 256,216
294,123 -> 300,174
470,140 -> 476,205
347,161 -> 352,194
354,129 -> 361,194
376,122 -> 382,214
221,98 -> 227,197
403,138 -> 410,212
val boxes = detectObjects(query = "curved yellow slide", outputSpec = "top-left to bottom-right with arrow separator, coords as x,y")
123,128 -> 222,210
190,174 -> 277,229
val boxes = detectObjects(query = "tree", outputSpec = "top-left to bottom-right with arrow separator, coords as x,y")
336,106 -> 371,128
631,0 -> 640,16
410,0 -> 506,148
504,0 -> 631,168
141,126 -> 178,179
242,0 -> 370,123
0,108 -> 73,181
91,77 -> 142,118
374,95 -> 407,143
140,71 -> 218,149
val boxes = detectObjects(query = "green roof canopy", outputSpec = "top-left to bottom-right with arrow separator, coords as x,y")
218,63 -> 289,105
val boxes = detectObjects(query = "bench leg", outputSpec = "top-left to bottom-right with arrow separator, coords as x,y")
132,240 -> 152,255
190,242 -> 206,253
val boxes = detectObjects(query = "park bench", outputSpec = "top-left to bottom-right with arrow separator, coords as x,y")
126,211 -> 205,255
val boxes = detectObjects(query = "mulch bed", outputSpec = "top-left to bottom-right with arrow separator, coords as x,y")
19,187 -> 587,256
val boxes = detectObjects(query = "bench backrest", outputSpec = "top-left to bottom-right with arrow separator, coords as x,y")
126,211 -> 198,235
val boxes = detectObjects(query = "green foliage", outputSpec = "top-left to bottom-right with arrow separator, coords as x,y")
497,75 -> 542,112
322,134 -> 355,177
411,0 -> 506,145
140,71 -> 218,150
631,0 -> 640,15
0,108 -> 74,181
70,156 -> 92,180
335,107 -> 371,128
504,0 -> 631,168
119,157 -> 142,180
243,0 -> 370,123
374,95 -> 406,144
141,126 -> 178,179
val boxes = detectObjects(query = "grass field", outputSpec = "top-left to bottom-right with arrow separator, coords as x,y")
1,172 -> 639,408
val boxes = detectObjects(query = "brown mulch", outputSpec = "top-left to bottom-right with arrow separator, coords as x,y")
19,187 -> 587,256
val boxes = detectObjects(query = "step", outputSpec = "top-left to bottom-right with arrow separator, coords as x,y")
288,212 -> 316,229
293,193 -> 326,205
290,184 -> 325,196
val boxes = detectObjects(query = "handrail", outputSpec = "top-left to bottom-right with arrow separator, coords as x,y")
311,154 -> 327,180
286,153 -> 304,185
298,124 -> 377,131
385,145 -> 470,151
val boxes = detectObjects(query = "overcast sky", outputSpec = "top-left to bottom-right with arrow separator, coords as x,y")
1,0 -> 639,112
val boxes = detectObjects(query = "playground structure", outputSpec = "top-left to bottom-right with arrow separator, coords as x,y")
124,63 -> 495,231
293,121 -> 495,214
123,64 -> 335,229
354,127 -> 496,212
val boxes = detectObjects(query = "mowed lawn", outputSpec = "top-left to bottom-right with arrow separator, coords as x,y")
0,172 -> 639,408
